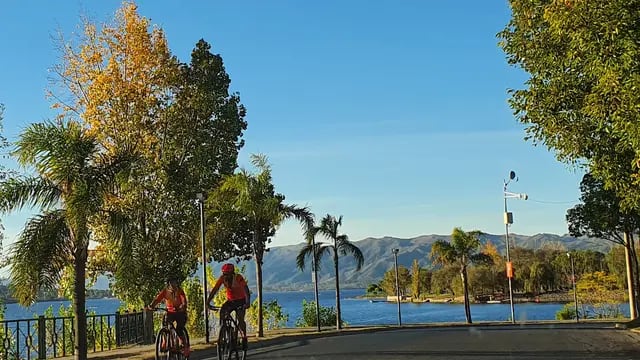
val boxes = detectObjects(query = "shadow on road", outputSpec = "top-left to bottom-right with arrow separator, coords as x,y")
252,349 -> 639,359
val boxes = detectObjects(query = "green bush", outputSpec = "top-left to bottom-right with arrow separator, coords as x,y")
295,300 -> 343,328
555,303 -> 579,320
183,277 -> 206,338
247,299 -> 288,331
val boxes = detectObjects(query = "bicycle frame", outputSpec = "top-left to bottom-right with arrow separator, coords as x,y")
210,305 -> 247,360
153,307 -> 190,360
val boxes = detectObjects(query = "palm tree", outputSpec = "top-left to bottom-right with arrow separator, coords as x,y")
0,121 -> 134,360
218,154 -> 313,337
297,214 -> 364,330
430,227 -> 491,324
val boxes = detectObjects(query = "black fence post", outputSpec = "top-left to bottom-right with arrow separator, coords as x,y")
143,309 -> 154,344
115,311 -> 121,347
37,316 -> 46,359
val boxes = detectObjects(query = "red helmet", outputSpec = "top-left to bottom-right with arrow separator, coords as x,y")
221,263 -> 235,274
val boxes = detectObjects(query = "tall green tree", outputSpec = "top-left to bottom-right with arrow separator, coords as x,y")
0,121 -> 134,360
48,2 -> 247,304
379,266 -> 411,297
431,265 -> 460,296
101,38 -> 247,304
297,214 -> 364,330
214,154 -> 312,337
430,228 -> 491,324
499,0 -> 640,210
566,173 -> 639,317
411,259 -> 422,300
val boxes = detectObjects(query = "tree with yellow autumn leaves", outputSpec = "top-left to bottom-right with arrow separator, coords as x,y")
1,2 -> 246,359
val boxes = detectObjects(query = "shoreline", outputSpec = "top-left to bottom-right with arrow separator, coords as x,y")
2,296 -> 118,305
357,293 -> 577,305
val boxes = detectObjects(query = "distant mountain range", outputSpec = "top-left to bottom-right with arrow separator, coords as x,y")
86,233 -> 614,291
204,233 -> 615,292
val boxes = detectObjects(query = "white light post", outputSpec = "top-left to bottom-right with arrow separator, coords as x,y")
567,252 -> 579,323
503,171 -> 528,324
392,248 -> 402,327
196,193 -> 209,343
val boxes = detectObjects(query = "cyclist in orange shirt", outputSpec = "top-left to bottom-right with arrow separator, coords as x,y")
147,277 -> 189,350
207,263 -> 250,346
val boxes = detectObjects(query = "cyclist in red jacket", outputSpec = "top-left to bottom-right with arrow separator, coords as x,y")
147,277 -> 189,353
207,263 -> 251,346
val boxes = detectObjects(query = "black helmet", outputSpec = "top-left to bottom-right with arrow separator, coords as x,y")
166,276 -> 178,285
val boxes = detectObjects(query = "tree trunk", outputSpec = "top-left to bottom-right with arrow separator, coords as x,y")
333,247 -> 341,330
630,234 -> 640,307
74,250 -> 88,360
461,266 -> 472,324
624,231 -> 637,319
255,256 -> 264,337
253,230 -> 264,338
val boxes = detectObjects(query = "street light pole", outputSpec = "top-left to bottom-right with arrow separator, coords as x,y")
568,252 -> 579,323
503,171 -> 528,324
393,248 -> 402,327
196,193 -> 210,343
503,192 -> 515,324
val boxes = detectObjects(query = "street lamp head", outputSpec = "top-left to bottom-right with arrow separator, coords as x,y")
196,192 -> 204,202
392,248 -> 399,255
566,252 -> 571,258
509,171 -> 516,180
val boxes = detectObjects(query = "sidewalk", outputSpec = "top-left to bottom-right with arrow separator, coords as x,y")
60,326 -> 350,360
62,319 -> 638,359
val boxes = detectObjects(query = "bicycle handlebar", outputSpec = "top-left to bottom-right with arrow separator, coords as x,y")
147,306 -> 169,312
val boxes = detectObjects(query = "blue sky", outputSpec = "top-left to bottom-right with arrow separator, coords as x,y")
0,0 -> 584,251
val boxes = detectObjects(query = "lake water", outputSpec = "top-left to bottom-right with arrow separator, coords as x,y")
3,289 -> 630,326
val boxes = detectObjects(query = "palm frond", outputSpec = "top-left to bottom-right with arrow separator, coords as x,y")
106,210 -> 132,248
336,234 -> 349,247
314,243 -> 333,272
451,227 -> 482,254
296,243 -> 315,271
306,226 -> 320,245
430,240 -> 457,266
9,209 -> 72,305
13,121 -> 64,166
338,241 -> 364,271
316,214 -> 340,241
0,176 -> 61,213
282,204 -> 315,237
90,144 -> 138,193
249,153 -> 271,174
15,121 -> 98,183
470,253 -> 493,266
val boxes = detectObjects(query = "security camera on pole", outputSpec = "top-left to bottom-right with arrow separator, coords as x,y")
503,171 -> 528,324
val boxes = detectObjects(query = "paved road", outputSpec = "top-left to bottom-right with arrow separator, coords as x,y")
213,324 -> 640,360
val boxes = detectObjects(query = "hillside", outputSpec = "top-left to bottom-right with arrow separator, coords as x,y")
208,233 -> 615,291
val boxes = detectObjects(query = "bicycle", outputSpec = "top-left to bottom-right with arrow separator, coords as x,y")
209,304 -> 247,360
150,307 -> 190,360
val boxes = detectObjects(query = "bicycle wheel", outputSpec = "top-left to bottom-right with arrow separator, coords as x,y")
217,324 -> 229,360
181,328 -> 190,359
239,328 -> 247,360
230,324 -> 240,360
220,324 -> 240,360
155,328 -> 171,360
169,328 -> 184,360
236,327 -> 246,360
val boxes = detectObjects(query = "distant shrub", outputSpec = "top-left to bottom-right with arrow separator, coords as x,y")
555,303 -> 578,320
295,300 -> 344,327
